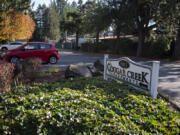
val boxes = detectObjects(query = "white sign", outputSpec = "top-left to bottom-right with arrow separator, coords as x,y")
104,54 -> 160,98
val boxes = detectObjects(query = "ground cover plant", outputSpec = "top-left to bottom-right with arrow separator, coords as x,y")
0,78 -> 179,134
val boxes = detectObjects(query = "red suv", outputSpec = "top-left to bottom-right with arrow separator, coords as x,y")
2,42 -> 59,64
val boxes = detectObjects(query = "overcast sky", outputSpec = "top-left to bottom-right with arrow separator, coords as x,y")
32,0 -> 80,10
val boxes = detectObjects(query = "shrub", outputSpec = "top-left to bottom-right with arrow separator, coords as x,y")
0,78 -> 179,134
81,38 -> 138,56
22,58 -> 42,81
143,36 -> 171,58
0,61 -> 14,92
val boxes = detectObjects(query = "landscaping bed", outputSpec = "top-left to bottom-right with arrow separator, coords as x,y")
0,78 -> 179,134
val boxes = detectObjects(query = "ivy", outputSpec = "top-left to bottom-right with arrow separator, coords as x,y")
0,78 -> 179,134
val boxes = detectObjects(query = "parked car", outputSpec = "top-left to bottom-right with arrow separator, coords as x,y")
2,42 -> 59,64
0,42 -> 26,51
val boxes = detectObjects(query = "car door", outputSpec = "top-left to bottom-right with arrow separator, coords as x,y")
22,43 -> 40,59
39,44 -> 52,61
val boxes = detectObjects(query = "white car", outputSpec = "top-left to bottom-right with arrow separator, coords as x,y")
0,42 -> 25,51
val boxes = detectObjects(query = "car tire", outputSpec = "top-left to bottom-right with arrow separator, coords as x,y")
49,56 -> 57,64
10,56 -> 19,64
1,47 -> 8,51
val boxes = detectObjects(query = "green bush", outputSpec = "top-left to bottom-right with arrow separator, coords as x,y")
0,78 -> 179,134
81,42 -> 91,52
81,38 -> 137,56
143,36 -> 170,58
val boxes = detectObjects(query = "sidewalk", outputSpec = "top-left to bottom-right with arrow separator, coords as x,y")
158,62 -> 180,110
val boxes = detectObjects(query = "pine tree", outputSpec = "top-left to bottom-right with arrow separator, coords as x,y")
46,1 -> 60,41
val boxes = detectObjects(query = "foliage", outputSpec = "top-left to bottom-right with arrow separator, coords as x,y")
61,11 -> 83,36
143,36 -> 170,58
0,0 -> 31,13
46,2 -> 60,41
0,78 -> 179,134
0,61 -> 14,92
157,0 -> 180,58
31,2 -> 60,42
31,4 -> 48,41
108,0 -> 160,56
22,58 -> 42,81
41,68 -> 61,76
83,1 -> 111,43
0,10 -> 35,42
0,0 -> 33,43
81,38 -> 137,55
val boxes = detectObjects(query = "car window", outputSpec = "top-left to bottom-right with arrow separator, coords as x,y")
24,44 -> 40,50
40,44 -> 51,49
10,42 -> 22,45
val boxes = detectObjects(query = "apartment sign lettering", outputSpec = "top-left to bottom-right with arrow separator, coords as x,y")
106,58 -> 152,91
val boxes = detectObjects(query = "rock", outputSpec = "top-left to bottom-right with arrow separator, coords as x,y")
87,60 -> 104,77
87,65 -> 103,77
65,63 -> 92,78
94,59 -> 104,71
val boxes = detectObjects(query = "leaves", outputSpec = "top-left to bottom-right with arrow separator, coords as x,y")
0,10 -> 35,41
0,78 -> 179,134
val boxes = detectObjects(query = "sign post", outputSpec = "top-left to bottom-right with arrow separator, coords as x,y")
104,55 -> 160,99
150,61 -> 160,98
104,54 -> 109,80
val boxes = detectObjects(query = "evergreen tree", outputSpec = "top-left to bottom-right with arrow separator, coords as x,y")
157,0 -> 180,58
56,0 -> 67,15
31,4 -> 47,41
46,1 -> 60,41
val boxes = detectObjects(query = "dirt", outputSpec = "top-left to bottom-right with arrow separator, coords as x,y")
15,71 -> 65,85
36,71 -> 65,83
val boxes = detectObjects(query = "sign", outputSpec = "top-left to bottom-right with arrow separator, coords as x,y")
104,55 -> 160,98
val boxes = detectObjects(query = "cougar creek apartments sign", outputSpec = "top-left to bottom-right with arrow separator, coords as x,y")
104,55 -> 160,98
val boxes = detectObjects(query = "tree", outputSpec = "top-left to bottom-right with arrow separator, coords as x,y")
84,1 -> 111,43
157,0 -> 180,58
31,4 -> 48,41
71,1 -> 78,9
0,10 -> 35,41
46,2 -> 60,41
56,0 -> 67,15
61,10 -> 83,48
108,0 -> 160,56
0,0 -> 32,13
32,2 -> 61,42
0,0 -> 33,42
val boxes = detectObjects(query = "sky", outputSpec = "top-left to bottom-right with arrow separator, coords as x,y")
32,0 -> 79,10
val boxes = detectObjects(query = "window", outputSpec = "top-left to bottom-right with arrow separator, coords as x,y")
24,44 -> 40,50
40,44 -> 51,49
10,42 -> 22,45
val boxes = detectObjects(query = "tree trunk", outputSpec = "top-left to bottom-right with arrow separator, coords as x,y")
174,25 -> 180,59
96,31 -> 100,44
116,25 -> 120,39
137,27 -> 145,57
65,31 -> 67,42
75,31 -> 79,50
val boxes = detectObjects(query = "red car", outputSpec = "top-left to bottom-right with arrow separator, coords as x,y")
2,42 -> 59,64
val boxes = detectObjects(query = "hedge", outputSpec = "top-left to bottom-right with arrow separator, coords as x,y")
0,78 -> 179,134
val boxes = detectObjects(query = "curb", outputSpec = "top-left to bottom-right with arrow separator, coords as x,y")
158,92 -> 180,112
